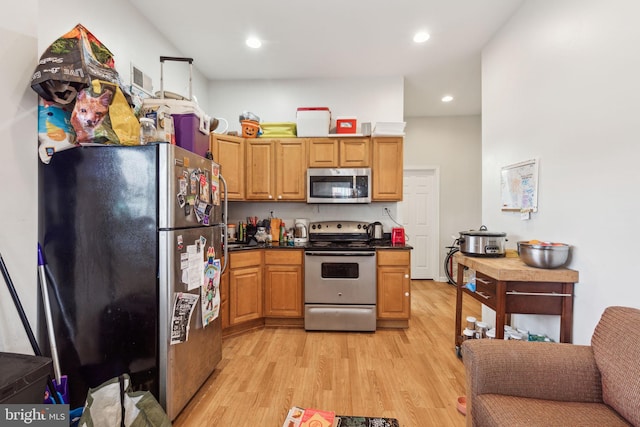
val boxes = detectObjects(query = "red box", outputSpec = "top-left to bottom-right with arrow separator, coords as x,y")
336,117 -> 357,134
172,113 -> 210,158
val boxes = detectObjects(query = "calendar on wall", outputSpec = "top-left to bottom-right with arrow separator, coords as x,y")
500,158 -> 538,212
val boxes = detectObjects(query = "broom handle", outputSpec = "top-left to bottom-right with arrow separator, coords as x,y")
0,252 -> 41,354
38,263 -> 62,382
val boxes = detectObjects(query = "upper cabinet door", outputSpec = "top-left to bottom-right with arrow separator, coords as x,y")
211,134 -> 245,200
372,137 -> 403,201
339,138 -> 370,168
308,138 -> 339,168
276,139 -> 307,201
245,140 -> 275,200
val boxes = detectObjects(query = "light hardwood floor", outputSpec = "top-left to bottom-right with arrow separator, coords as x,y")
174,280 -> 482,427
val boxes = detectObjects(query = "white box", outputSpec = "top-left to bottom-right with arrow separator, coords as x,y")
296,107 -> 330,137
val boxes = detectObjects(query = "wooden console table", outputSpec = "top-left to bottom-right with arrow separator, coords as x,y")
454,252 -> 579,354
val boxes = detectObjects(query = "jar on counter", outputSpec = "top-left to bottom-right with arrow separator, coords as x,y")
476,321 -> 489,339
466,316 -> 477,331
463,328 -> 475,341
139,117 -> 157,145
486,328 -> 496,339
227,224 -> 236,240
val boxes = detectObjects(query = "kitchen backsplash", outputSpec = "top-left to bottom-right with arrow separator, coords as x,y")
227,201 -> 399,231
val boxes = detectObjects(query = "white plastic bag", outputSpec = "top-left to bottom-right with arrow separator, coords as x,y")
78,375 -> 171,427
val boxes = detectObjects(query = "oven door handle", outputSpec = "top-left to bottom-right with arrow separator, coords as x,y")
305,251 -> 376,257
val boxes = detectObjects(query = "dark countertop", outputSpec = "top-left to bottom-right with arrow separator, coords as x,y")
226,240 -> 413,252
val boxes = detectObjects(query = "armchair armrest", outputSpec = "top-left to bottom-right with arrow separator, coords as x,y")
462,339 -> 603,403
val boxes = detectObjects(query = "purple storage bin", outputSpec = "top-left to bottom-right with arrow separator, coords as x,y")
172,113 -> 209,158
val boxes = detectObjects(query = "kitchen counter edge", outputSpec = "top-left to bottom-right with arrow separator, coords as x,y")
226,242 -> 413,252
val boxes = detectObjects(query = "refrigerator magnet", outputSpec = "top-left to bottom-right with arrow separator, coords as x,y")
199,173 -> 209,203
190,171 -> 197,194
177,234 -> 184,251
178,176 -> 187,195
177,193 -> 186,208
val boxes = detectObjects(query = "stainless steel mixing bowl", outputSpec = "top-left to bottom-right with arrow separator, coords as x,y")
517,241 -> 570,269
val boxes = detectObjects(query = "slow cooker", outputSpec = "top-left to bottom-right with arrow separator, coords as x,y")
459,226 -> 507,257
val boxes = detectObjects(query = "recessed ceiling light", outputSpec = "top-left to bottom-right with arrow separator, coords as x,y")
441,95 -> 454,103
413,31 -> 430,43
246,37 -> 262,49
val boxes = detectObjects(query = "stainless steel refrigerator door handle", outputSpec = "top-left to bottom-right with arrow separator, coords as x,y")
220,174 -> 229,274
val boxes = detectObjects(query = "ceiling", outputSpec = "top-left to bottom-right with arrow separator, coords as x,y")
129,0 -> 524,117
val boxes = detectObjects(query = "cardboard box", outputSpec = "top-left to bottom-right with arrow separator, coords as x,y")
336,117 -> 357,134
296,107 -> 330,137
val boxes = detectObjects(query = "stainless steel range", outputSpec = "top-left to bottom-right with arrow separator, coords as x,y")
304,221 -> 377,332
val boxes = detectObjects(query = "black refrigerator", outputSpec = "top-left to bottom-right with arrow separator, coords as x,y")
38,143 -> 225,420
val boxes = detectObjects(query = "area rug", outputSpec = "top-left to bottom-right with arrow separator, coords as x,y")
335,415 -> 400,427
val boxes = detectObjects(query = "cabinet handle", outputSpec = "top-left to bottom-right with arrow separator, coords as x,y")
476,278 -> 492,284
476,291 -> 492,300
404,274 -> 409,278
268,195 -> 273,199
404,292 -> 410,297
506,291 -> 572,297
278,195 -> 282,199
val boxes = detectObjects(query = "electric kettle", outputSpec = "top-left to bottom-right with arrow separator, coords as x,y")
368,222 -> 384,240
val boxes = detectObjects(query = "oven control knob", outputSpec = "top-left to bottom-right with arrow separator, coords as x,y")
338,292 -> 343,297
337,224 -> 342,229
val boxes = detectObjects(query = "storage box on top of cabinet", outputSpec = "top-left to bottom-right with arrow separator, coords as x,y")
336,117 -> 357,134
296,107 -> 330,137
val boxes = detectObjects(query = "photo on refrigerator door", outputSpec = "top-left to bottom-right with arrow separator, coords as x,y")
201,247 -> 221,327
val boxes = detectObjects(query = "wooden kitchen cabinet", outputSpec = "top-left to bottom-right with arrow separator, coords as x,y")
264,250 -> 304,318
210,134 -> 245,200
371,137 -> 403,201
245,138 -> 306,201
229,250 -> 263,326
308,137 -> 370,168
376,250 -> 411,327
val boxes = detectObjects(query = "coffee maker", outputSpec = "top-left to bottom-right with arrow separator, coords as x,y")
294,218 -> 309,244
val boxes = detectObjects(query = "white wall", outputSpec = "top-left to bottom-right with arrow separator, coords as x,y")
405,116 -> 483,280
208,77 -> 404,135
482,0 -> 640,344
0,2 -> 39,354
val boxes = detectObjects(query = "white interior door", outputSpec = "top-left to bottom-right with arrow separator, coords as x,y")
400,168 -> 439,279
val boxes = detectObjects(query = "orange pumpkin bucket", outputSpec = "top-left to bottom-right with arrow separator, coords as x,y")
241,120 -> 260,138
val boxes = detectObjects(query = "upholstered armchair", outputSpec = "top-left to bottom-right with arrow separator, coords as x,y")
462,306 -> 640,427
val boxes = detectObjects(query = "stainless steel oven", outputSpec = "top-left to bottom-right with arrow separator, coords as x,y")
304,221 -> 377,331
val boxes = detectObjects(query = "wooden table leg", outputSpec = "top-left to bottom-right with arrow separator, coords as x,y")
495,280 -> 507,339
455,262 -> 464,349
560,282 -> 574,343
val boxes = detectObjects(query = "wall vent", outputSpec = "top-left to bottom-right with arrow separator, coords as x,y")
131,64 -> 153,94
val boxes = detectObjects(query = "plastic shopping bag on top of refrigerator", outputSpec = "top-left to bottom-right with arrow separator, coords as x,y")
38,97 -> 78,164
31,23 -> 132,105
70,80 -> 140,145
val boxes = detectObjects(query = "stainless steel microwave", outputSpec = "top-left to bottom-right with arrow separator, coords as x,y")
307,168 -> 371,203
